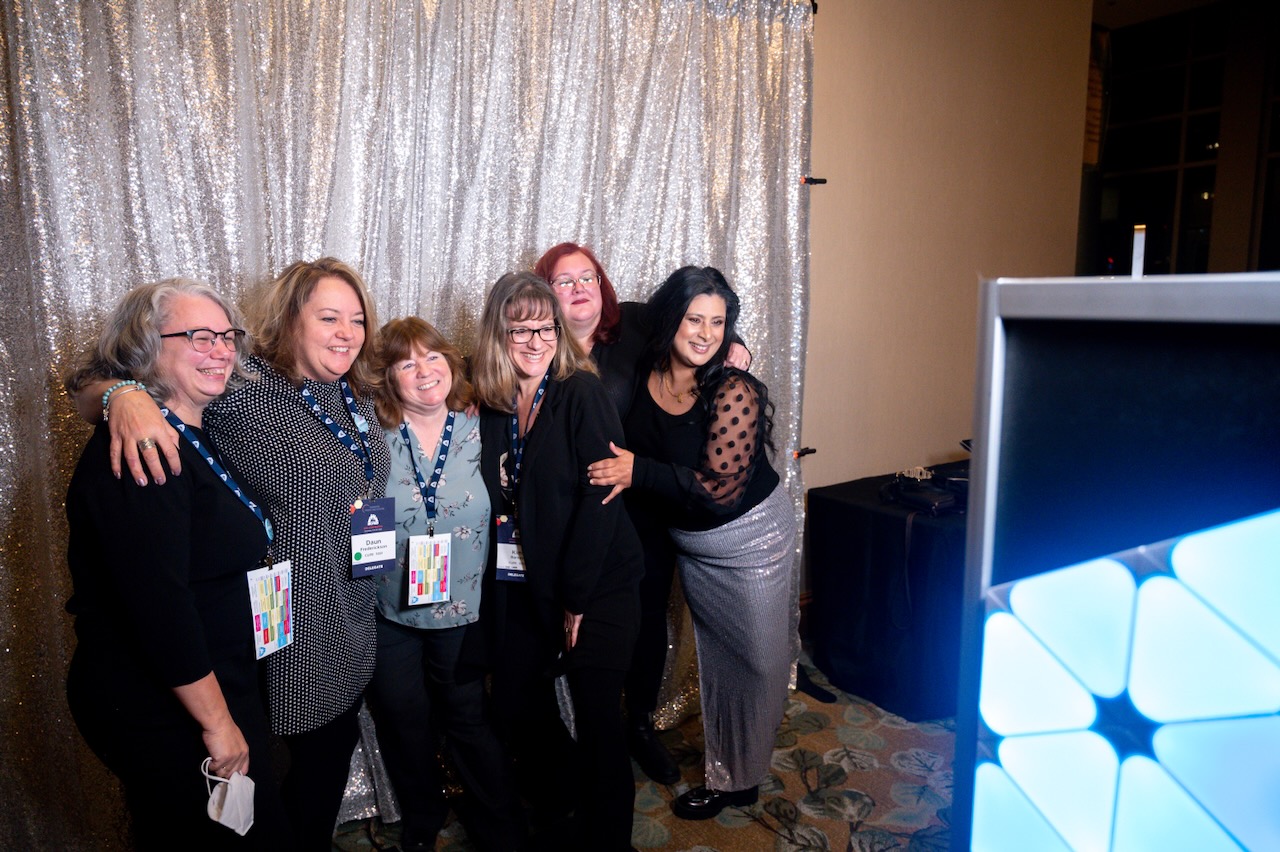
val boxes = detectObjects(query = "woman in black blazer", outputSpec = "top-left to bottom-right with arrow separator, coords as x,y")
469,271 -> 643,852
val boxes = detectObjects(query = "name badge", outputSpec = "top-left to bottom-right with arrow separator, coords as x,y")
351,497 -> 396,577
407,533 -> 451,606
247,561 -> 292,658
495,514 -> 526,582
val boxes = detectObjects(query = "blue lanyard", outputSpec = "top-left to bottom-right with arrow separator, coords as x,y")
398,411 -> 456,535
161,407 -> 273,543
509,370 -> 551,488
299,377 -> 376,487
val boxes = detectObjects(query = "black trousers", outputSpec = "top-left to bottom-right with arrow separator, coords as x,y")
489,592 -> 635,852
624,528 -> 678,719
566,666 -> 633,851
279,697 -> 362,851
367,617 -> 523,851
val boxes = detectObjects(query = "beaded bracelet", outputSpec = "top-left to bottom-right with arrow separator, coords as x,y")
102,380 -> 146,422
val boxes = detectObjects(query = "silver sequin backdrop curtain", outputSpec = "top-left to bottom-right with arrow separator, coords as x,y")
0,0 -> 811,845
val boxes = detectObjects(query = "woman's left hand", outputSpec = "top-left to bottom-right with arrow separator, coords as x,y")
564,610 -> 584,651
587,441 -> 633,505
203,721 -> 251,778
726,342 -> 752,371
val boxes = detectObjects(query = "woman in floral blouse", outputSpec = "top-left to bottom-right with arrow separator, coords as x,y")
368,316 -> 522,852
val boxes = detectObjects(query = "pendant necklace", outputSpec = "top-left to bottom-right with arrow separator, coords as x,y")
664,371 -> 694,404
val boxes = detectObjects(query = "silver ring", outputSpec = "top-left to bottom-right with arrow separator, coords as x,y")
137,438 -> 157,451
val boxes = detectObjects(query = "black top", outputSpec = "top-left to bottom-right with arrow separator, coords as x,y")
591,301 -> 652,422
627,369 -> 780,531
66,423 -> 269,717
476,371 -> 643,670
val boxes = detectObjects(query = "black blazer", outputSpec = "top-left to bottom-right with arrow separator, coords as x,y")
476,370 -> 643,670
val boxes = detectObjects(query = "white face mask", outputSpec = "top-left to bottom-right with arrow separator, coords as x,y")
202,757 -> 255,836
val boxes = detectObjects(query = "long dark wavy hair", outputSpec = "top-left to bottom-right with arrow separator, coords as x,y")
646,265 -> 774,451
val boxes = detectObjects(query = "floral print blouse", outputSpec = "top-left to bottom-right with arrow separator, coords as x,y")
376,410 -> 489,629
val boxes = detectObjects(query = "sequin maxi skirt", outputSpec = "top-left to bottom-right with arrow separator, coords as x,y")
670,482 -> 797,792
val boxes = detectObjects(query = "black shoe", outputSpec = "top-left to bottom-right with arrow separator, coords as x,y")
528,810 -> 575,852
390,833 -> 435,852
389,815 -> 438,852
671,785 -> 759,820
629,715 -> 681,785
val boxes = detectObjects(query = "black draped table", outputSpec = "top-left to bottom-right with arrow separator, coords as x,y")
806,470 -> 967,721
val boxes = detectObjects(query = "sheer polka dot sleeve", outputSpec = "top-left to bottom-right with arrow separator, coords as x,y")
695,372 -> 763,510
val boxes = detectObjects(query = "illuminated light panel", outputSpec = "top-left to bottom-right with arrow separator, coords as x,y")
1010,558 -> 1136,698
1154,716 -> 1280,852
1112,756 -> 1243,852
1128,576 -> 1280,722
998,731 -> 1118,851
971,762 -> 1072,852
974,508 -> 1280,851
1171,510 -> 1280,663
979,612 -> 1098,737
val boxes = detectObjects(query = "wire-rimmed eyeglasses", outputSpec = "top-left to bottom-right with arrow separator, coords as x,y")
550,272 -> 599,289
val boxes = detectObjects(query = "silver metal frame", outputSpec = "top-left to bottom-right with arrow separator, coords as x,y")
951,272 -> 1280,850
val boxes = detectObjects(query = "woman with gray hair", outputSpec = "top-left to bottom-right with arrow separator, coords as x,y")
64,279 -> 290,847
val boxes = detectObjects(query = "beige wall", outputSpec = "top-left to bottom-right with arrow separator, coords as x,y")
801,0 -> 1092,488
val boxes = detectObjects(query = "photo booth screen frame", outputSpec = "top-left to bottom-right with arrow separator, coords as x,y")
952,273 -> 1280,851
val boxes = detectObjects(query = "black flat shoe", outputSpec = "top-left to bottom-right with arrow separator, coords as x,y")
671,785 -> 759,820
629,715 -> 681,785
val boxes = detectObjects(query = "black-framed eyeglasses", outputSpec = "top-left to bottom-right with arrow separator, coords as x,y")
159,328 -> 245,352
506,324 -> 561,344
550,272 -> 599,289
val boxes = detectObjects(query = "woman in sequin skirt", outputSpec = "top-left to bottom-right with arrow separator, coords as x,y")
587,265 -> 796,821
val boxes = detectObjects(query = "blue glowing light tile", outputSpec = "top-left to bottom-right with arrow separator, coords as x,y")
998,731 -> 1119,851
1010,558 -> 1136,699
1154,716 -> 1280,852
1128,576 -> 1280,722
980,612 -> 1097,737
1112,755 -> 1244,852
1171,509 -> 1280,664
971,762 -> 1073,852
975,509 -> 1280,851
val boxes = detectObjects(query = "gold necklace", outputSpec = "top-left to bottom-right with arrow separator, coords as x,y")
663,371 -> 695,403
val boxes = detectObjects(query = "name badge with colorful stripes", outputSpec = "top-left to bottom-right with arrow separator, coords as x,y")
407,532 -> 451,605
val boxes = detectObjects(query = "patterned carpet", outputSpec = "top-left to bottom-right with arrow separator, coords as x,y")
333,660 -> 955,851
